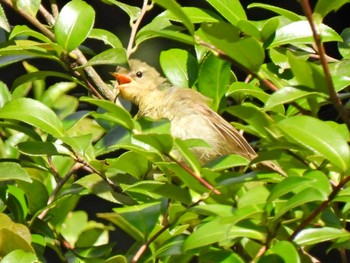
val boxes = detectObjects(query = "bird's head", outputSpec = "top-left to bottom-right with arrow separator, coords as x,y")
111,59 -> 167,105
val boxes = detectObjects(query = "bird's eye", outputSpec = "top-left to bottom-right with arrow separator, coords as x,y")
136,71 -> 143,78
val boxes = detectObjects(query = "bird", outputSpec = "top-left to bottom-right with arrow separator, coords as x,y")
112,59 -> 285,175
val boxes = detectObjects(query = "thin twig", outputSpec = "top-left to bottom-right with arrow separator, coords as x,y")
166,154 -> 221,195
39,4 -> 55,26
49,0 -> 59,20
126,0 -> 150,57
37,163 -> 83,220
300,0 -> 350,129
289,175 -> 350,241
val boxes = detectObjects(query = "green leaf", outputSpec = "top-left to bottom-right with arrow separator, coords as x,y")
1,250 -> 38,263
88,28 -> 123,48
264,86 -> 326,111
13,0 -> 40,17
287,52 -> 328,94
136,17 -> 194,46
197,54 -> 231,110
0,4 -> 10,32
269,21 -> 342,48
9,25 -> 53,43
160,7 -> 221,23
200,250 -> 244,263
0,228 -> 34,256
12,71 -> 84,90
258,241 -> 300,263
132,133 -> 173,154
160,49 -> 198,88
0,162 -> 31,182
77,48 -> 127,68
99,202 -> 161,241
107,151 -> 149,179
58,211 -> 88,247
0,81 -> 11,108
338,28 -> 350,59
17,141 -> 72,156
173,138 -> 201,175
274,188 -> 327,220
198,22 -> 264,72
100,0 -> 141,22
207,0 -> 246,25
54,0 -> 95,52
153,0 -> 194,34
0,98 -> 65,137
81,97 -> 135,130
277,116 -> 350,172
293,227 -> 350,246
248,3 -> 301,22
41,82 -> 77,107
314,0 -> 350,18
184,219 -> 265,251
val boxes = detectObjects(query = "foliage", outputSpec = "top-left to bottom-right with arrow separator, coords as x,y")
0,0 -> 350,262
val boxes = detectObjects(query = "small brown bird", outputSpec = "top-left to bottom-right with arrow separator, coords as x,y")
112,59 -> 284,174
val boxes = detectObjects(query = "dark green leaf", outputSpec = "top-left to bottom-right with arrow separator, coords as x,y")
277,116 -> 350,172
9,25 -> 53,43
160,49 -> 198,88
258,241 -> 300,263
17,141 -> 71,156
0,98 -> 65,137
153,0 -> 194,34
54,0 -> 95,52
207,0 -> 246,25
132,133 -> 173,154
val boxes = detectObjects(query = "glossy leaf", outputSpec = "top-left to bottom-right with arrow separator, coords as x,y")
0,4 -> 10,32
197,54 -> 231,111
338,28 -> 350,59
54,0 -> 95,52
0,162 -> 31,182
258,241 -> 300,263
132,133 -> 173,154
88,28 -> 123,48
17,141 -> 72,156
269,21 -> 342,48
207,0 -> 246,25
78,48 -> 128,68
1,250 -> 38,263
100,0 -> 140,22
10,25 -> 53,43
198,22 -> 264,72
160,48 -> 198,88
160,7 -> 221,23
153,0 -> 194,34
13,0 -> 40,17
248,3 -> 301,22
314,0 -> 350,18
0,98 -> 65,137
293,227 -> 350,246
99,202 -> 161,241
277,116 -> 350,172
184,219 -> 265,251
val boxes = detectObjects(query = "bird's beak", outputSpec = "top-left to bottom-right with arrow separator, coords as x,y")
111,73 -> 132,84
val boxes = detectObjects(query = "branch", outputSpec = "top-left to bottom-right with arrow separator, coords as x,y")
300,0 -> 350,129
126,0 -> 151,57
289,175 -> 350,241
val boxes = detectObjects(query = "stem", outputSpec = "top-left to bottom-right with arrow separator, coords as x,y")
289,175 -> 350,241
300,0 -> 350,129
126,0 -> 150,57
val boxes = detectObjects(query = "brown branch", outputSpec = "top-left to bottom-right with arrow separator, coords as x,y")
289,175 -> 350,241
166,153 -> 221,195
127,0 -> 151,57
300,0 -> 350,129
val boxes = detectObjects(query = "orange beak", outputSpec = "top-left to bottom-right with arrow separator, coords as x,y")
111,73 -> 132,84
